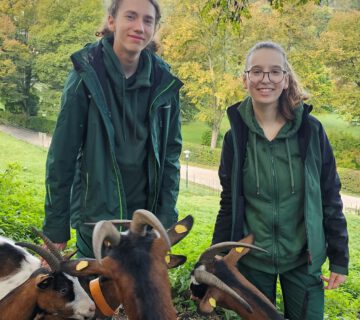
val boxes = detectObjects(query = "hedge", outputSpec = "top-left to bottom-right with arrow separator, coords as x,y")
0,111 -> 56,134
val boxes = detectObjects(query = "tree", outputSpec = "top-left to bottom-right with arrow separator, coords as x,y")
319,10 -> 360,123
0,0 -> 38,116
161,0 -> 244,149
200,0 -> 323,27
30,0 -> 103,91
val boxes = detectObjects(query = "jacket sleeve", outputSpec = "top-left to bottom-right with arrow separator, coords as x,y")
43,70 -> 89,243
156,94 -> 182,228
212,131 -> 234,244
319,124 -> 349,275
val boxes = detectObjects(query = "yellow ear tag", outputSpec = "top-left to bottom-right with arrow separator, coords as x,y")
175,225 -> 188,234
76,260 -> 89,271
165,255 -> 171,264
209,297 -> 217,308
235,247 -> 244,253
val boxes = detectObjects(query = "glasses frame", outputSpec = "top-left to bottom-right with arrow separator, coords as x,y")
245,69 -> 287,84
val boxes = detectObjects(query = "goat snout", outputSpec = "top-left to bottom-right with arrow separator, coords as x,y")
71,301 -> 96,319
72,299 -> 96,319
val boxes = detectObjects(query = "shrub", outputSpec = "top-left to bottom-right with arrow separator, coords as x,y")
0,163 -> 44,241
201,129 -> 224,148
182,142 -> 221,167
26,116 -> 57,134
327,130 -> 360,169
338,168 -> 360,195
0,111 -> 56,134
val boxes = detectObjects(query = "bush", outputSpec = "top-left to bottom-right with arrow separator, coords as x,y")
0,163 -> 44,241
338,168 -> 360,195
327,130 -> 360,169
0,111 -> 56,134
26,116 -> 57,134
200,130 -> 223,148
182,142 -> 221,167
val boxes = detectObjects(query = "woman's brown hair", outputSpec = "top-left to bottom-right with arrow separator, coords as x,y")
244,41 -> 306,120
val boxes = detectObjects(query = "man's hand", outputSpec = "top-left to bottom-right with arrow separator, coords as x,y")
320,272 -> 346,290
51,242 -> 67,251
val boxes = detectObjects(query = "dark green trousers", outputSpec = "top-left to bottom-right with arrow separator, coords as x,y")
238,263 -> 324,320
76,227 -> 95,258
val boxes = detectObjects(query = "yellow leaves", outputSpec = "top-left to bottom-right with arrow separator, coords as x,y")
0,16 -> 16,37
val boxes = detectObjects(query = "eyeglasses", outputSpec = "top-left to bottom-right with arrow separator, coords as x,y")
245,68 -> 287,84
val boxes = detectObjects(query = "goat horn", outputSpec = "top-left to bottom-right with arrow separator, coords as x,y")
92,220 -> 121,261
16,242 -> 61,272
199,242 -> 268,264
130,209 -> 171,250
30,227 -> 64,261
194,269 -> 253,314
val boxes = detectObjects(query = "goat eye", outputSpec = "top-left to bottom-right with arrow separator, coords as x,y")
59,288 -> 69,295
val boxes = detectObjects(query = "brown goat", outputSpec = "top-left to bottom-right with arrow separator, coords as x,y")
0,236 -> 95,320
60,211 -> 194,320
0,268 -> 94,320
190,234 -> 285,320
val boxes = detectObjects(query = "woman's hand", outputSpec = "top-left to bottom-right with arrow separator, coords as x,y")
320,272 -> 346,290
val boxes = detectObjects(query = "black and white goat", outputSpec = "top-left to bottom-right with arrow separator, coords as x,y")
0,235 -> 95,320
190,234 -> 285,320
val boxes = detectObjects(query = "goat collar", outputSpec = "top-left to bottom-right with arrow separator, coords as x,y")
89,277 -> 116,317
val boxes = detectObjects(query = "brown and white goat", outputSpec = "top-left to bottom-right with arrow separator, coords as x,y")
60,210 -> 194,320
190,234 -> 285,320
34,215 -> 193,319
0,236 -> 95,319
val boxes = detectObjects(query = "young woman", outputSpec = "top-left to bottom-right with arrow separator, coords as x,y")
212,41 -> 349,320
43,0 -> 183,257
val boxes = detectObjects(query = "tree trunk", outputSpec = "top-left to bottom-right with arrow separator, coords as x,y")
210,126 -> 220,150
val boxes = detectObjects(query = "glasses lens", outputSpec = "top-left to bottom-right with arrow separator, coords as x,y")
248,70 -> 285,84
269,70 -> 285,83
249,70 -> 263,82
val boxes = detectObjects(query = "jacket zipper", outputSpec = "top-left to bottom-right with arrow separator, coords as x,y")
304,165 -> 312,265
111,152 -> 123,220
149,79 -> 176,212
270,143 -> 280,273
84,172 -> 89,207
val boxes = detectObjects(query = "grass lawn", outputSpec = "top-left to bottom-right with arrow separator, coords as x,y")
1,129 -> 360,319
182,113 -> 360,146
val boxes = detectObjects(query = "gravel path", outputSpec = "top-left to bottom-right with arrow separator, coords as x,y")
1,124 -> 359,212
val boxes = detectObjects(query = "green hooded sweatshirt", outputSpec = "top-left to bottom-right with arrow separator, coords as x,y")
239,97 -> 307,273
102,36 -> 152,215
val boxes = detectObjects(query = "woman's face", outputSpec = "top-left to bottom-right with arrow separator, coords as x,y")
243,48 -> 289,109
108,0 -> 156,56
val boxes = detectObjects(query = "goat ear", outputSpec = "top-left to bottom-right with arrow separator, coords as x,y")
166,254 -> 187,269
167,215 -> 194,246
60,259 -> 106,276
199,289 -> 219,314
36,274 -> 54,289
223,233 -> 255,266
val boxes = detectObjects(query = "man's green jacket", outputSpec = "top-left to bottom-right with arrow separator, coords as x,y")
43,40 -> 183,243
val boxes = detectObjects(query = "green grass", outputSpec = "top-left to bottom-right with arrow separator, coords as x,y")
314,113 -> 360,138
1,130 -> 360,319
182,113 -> 360,146
0,131 -> 47,191
182,119 -> 230,145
